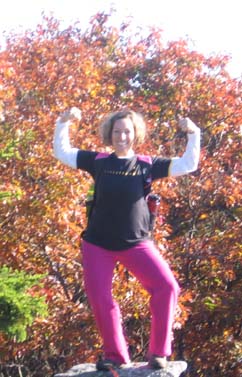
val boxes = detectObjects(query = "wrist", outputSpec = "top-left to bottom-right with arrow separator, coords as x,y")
187,124 -> 200,135
56,118 -> 71,127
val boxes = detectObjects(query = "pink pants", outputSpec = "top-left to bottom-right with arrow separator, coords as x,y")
82,239 -> 180,364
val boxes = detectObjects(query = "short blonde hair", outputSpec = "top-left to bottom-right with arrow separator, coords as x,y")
100,109 -> 146,146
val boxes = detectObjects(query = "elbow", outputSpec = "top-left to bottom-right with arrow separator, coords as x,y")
53,142 -> 61,161
187,159 -> 199,174
53,139 -> 67,164
52,144 -> 78,169
169,157 -> 199,177
186,157 -> 199,173
53,145 -> 57,159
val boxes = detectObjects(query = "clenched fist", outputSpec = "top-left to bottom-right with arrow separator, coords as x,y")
58,107 -> 82,123
178,117 -> 199,134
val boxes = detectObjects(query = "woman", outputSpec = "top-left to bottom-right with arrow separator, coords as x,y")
53,107 -> 200,370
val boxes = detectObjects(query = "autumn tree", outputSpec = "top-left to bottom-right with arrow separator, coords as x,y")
0,11 -> 241,377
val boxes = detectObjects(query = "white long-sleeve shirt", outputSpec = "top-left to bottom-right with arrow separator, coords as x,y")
53,119 -> 200,176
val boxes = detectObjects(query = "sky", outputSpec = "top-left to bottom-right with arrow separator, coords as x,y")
0,0 -> 241,79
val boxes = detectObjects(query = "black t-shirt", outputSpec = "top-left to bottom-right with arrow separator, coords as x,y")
77,151 -> 171,250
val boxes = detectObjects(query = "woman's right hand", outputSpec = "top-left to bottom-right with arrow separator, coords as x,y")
58,107 -> 82,123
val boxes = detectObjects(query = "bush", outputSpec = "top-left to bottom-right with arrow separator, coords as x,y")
0,266 -> 48,341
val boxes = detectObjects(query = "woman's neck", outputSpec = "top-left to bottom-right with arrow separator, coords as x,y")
114,150 -> 135,158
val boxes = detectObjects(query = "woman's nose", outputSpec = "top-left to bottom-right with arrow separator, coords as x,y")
119,132 -> 126,140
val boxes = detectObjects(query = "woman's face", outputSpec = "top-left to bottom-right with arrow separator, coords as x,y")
111,117 -> 135,157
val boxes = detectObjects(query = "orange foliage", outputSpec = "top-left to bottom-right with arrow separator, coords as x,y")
0,11 -> 241,377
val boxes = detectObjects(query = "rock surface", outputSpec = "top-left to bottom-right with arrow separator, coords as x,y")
54,361 -> 187,377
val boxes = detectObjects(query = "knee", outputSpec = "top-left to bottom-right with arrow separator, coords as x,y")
167,278 -> 180,297
173,279 -> 180,298
155,277 -> 180,299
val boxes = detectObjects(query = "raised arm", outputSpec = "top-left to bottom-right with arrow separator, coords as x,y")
53,107 -> 82,168
169,118 -> 201,177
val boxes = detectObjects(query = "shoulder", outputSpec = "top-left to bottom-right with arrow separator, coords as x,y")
95,152 -> 110,160
137,154 -> 152,165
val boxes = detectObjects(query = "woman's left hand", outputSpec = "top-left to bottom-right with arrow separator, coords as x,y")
178,117 -> 199,134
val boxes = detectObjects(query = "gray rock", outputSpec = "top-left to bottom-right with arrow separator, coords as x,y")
54,361 -> 187,377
